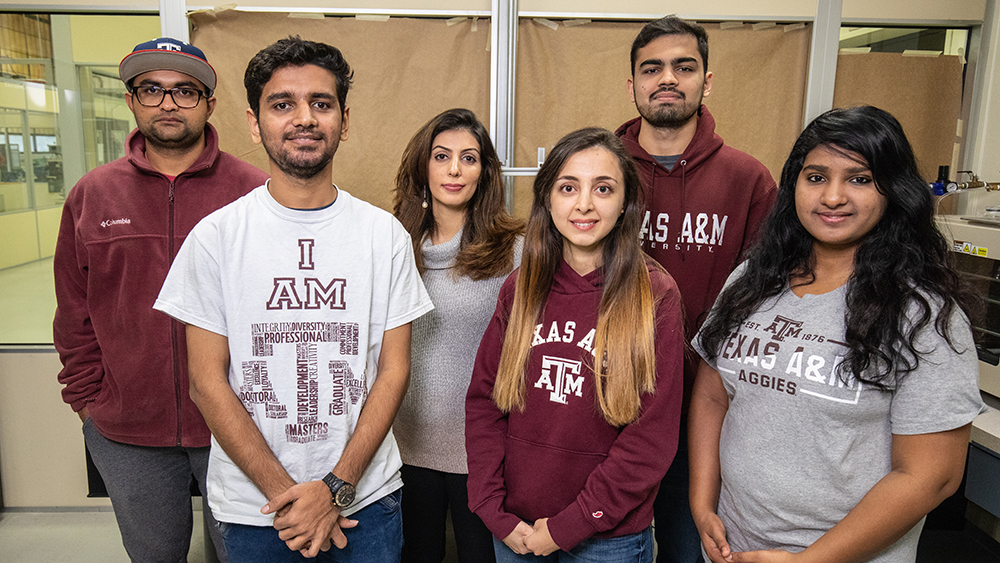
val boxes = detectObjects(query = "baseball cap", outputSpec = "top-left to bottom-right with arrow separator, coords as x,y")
119,37 -> 217,94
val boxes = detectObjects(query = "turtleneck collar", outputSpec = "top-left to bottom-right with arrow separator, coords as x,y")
421,228 -> 463,270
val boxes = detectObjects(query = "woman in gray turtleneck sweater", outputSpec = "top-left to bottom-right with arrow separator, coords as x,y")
392,109 -> 523,563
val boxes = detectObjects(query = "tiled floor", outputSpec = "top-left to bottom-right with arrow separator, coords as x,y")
0,506 -> 208,563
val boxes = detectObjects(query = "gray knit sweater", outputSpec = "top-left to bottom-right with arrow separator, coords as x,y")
393,229 -> 523,473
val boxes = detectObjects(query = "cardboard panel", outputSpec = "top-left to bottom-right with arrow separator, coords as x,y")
833,52 -> 964,182
513,19 -> 810,216
189,11 -> 492,211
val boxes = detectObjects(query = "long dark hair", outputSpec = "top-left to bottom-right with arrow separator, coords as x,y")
494,128 -> 661,425
392,108 -> 522,280
698,106 -> 978,388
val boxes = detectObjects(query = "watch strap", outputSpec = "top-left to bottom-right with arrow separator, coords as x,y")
322,472 -> 356,508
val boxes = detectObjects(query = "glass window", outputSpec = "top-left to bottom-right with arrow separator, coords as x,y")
0,14 -> 53,83
79,65 -> 134,170
834,26 -> 970,185
0,108 -> 29,214
0,13 -> 158,345
839,27 -> 969,56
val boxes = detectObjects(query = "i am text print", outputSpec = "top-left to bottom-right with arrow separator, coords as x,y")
242,238 -> 367,444
266,239 -> 347,310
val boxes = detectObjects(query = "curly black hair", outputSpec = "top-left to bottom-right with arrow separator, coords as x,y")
698,106 -> 979,389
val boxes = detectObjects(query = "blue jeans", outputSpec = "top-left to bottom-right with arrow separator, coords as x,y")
221,489 -> 403,562
492,527 -> 653,563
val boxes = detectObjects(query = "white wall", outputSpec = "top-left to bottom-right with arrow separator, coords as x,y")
972,1 -> 1000,179
0,0 -> 156,8
0,352 -> 110,508
520,0 -> 986,21
190,0 -> 490,10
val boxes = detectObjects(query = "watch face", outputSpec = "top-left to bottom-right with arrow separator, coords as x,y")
335,484 -> 356,507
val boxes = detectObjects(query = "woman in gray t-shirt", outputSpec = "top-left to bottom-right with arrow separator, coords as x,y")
689,106 -> 984,563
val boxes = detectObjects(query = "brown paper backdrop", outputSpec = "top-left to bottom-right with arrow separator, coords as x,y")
513,20 -> 811,217
191,16 -> 963,217
833,52 -> 964,183
190,11 -> 492,211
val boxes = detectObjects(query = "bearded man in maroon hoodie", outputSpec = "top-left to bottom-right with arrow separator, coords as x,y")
53,37 -> 268,563
615,16 -> 778,563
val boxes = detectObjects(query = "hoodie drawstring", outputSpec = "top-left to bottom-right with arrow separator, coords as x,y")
679,159 -> 688,262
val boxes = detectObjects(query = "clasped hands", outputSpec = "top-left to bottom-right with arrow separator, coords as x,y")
261,479 -> 358,558
502,518 -> 560,556
697,511 -> 798,563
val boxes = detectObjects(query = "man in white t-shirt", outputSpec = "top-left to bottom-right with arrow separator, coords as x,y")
154,37 -> 433,562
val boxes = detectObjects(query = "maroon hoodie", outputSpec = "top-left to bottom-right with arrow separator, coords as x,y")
616,106 -> 776,343
466,258 -> 684,551
53,125 -> 269,447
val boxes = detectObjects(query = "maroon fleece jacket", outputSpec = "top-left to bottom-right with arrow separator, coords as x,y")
53,125 -> 268,447
466,258 -> 684,551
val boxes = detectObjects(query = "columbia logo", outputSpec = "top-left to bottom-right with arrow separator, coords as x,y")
100,218 -> 131,228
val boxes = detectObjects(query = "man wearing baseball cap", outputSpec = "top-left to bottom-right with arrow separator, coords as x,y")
54,37 -> 268,562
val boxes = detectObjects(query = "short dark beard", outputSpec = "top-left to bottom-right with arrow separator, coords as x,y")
262,143 -> 333,180
641,104 -> 699,129
265,148 -> 332,180
635,85 -> 703,131
140,123 -> 204,152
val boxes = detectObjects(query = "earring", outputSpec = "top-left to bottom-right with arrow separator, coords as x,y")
422,187 -> 428,209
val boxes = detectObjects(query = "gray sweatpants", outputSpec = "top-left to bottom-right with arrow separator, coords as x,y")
83,418 -> 227,563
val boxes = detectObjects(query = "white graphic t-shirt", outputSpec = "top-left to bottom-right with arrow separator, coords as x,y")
155,185 -> 434,526
694,270 -> 983,562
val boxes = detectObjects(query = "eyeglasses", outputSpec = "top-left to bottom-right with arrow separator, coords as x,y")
133,85 -> 205,109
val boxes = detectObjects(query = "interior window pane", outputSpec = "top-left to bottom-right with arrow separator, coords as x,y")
0,13 -> 158,345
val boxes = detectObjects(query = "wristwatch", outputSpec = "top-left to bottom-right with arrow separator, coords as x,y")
322,472 -> 356,508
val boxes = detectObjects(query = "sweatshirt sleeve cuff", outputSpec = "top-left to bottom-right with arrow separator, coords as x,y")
475,495 -> 522,543
547,501 -> 598,552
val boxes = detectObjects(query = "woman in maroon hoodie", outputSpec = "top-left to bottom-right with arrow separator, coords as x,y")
466,128 -> 685,562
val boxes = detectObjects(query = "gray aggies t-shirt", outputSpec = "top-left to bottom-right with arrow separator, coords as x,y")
694,271 -> 983,562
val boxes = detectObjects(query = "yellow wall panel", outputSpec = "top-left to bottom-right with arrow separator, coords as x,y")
0,183 -> 29,213
69,15 -> 160,64
0,210 -> 40,269
37,205 -> 61,258
24,82 -> 58,113
0,82 -> 26,111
